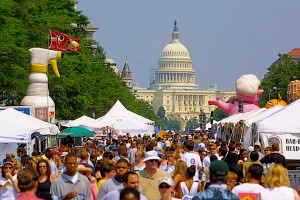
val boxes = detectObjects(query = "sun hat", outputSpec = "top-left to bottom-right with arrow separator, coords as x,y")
60,152 -> 68,157
77,164 -> 92,175
143,150 -> 161,162
210,160 -> 229,176
158,177 -> 174,187
2,161 -> 14,167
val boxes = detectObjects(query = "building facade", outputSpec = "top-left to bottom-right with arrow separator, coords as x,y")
133,21 -> 236,127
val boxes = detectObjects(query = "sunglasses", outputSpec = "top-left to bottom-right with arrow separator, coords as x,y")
201,154 -> 206,156
149,160 -> 159,163
159,185 -> 171,189
39,166 -> 47,168
4,167 -> 12,169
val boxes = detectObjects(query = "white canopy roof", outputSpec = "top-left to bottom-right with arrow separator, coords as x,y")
65,115 -> 108,130
0,108 -> 59,135
229,108 -> 266,123
97,100 -> 154,126
244,106 -> 283,127
0,118 -> 31,143
113,116 -> 148,134
257,99 -> 300,134
219,113 -> 242,124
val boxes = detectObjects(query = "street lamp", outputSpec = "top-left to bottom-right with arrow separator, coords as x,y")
268,86 -> 278,101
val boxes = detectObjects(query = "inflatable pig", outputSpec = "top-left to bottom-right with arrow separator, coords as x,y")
208,74 -> 263,115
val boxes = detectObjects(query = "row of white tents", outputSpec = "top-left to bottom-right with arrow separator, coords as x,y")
63,100 -> 154,136
0,100 -> 154,162
215,98 -> 300,160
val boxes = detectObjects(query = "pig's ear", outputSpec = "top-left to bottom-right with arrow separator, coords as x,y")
257,89 -> 264,96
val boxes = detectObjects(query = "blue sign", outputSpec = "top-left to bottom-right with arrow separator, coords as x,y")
0,107 -> 31,115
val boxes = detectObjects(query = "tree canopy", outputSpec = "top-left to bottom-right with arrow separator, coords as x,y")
0,0 -> 158,122
259,54 -> 300,106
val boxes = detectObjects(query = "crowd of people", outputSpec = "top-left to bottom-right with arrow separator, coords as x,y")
0,131 -> 299,200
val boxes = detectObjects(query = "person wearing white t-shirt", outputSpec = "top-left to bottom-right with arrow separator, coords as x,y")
232,163 -> 265,200
202,143 -> 219,167
182,140 -> 202,182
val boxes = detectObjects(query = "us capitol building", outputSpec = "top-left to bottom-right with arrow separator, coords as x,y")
130,22 -> 236,126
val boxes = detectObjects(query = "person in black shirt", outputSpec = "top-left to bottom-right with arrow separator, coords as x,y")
260,143 -> 287,168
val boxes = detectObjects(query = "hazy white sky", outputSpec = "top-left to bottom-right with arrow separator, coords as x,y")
78,0 -> 300,91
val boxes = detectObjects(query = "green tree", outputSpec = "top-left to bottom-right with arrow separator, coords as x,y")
185,117 -> 199,131
157,106 -> 166,119
259,54 -> 300,106
166,120 -> 181,133
213,108 -> 229,121
0,0 -> 158,122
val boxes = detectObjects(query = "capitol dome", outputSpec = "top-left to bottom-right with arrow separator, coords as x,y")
161,42 -> 190,59
151,21 -> 199,90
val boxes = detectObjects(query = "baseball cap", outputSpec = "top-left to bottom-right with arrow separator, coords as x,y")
158,177 -> 174,187
51,150 -> 62,156
109,145 -> 117,150
210,160 -> 229,176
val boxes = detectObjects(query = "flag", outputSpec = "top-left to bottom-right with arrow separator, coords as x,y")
49,30 -> 81,52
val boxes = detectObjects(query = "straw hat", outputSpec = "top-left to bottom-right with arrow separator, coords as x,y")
77,164 -> 92,176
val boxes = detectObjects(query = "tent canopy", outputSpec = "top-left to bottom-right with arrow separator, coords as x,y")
113,117 -> 148,133
64,115 -> 108,130
0,108 -> 59,135
97,100 -> 154,134
0,118 -> 31,143
257,99 -> 300,134
244,106 -> 283,127
61,126 -> 93,138
97,100 -> 153,125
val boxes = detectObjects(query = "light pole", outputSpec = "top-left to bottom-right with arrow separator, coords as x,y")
268,86 -> 278,101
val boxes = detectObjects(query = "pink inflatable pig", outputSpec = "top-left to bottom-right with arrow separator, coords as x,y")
208,74 -> 264,116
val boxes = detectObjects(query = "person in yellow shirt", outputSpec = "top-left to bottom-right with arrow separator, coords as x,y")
96,162 -> 115,190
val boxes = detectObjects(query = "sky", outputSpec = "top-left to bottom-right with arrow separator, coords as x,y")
77,1 -> 300,91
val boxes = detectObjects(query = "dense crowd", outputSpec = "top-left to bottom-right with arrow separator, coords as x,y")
0,132 -> 299,200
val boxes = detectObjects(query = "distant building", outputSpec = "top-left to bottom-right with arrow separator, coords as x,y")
133,21 -> 235,128
121,58 -> 133,90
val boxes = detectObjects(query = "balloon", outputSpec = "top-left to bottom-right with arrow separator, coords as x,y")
208,74 -> 264,115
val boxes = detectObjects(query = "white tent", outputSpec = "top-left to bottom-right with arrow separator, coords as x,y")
0,108 -> 59,135
97,100 -> 154,134
219,113 -> 242,124
242,106 -> 283,148
256,100 -> 300,160
257,99 -> 300,133
0,118 -> 31,143
113,117 -> 148,136
64,115 -> 108,130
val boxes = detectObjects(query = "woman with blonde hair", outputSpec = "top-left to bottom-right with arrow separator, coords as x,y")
261,164 -> 300,200
173,160 -> 188,198
133,150 -> 145,171
165,152 -> 180,176
226,171 -> 238,191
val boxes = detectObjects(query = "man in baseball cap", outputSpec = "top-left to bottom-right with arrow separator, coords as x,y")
193,161 -> 239,200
